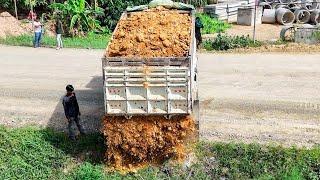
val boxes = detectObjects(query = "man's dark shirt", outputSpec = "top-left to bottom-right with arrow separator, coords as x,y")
62,93 -> 80,118
195,18 -> 204,39
55,20 -> 63,34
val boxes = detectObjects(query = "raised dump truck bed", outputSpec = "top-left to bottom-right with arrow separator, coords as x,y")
102,9 -> 198,119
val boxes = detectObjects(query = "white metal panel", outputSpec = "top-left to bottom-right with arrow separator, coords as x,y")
104,66 -> 191,115
106,100 -> 126,114
148,87 -> 166,100
105,87 -> 126,100
148,101 -> 167,114
168,86 -> 188,100
126,87 -> 147,100
169,100 -> 188,114
127,101 -> 148,114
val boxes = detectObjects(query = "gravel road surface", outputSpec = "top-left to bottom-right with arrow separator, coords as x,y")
0,45 -> 319,147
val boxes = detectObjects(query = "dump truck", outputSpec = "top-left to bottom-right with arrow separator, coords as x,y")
101,8 -> 199,132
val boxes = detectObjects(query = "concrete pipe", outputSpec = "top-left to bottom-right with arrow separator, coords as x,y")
311,2 -> 319,9
302,4 -> 313,10
259,2 -> 272,12
310,9 -> 320,25
279,0 -> 292,3
294,9 -> 311,23
276,8 -> 295,25
288,3 -> 298,9
262,9 -> 276,23
280,26 -> 294,41
274,4 -> 289,9
264,0 -> 275,3
290,6 -> 300,13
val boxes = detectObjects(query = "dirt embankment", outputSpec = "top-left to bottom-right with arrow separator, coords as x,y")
0,12 -> 31,38
107,7 -> 191,57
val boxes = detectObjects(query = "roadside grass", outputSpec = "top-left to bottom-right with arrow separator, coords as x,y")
0,33 -> 110,49
0,126 -> 319,179
203,34 -> 263,51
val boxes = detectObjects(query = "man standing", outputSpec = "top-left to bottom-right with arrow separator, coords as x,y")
62,85 -> 86,140
33,18 -> 42,48
195,17 -> 204,49
55,17 -> 63,50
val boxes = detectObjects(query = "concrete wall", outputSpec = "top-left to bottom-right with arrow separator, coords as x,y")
237,7 -> 262,26
294,28 -> 320,44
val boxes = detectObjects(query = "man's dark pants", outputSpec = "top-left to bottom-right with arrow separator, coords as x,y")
68,116 -> 85,139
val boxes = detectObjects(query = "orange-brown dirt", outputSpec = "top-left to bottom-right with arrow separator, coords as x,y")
106,7 -> 191,57
102,115 -> 195,171
0,12 -> 31,38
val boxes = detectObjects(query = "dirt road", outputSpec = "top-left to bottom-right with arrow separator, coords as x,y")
0,45 -> 319,147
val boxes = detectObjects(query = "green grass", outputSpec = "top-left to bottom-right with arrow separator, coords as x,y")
0,33 -> 110,49
0,126 -> 319,179
196,13 -> 231,34
203,34 -> 263,51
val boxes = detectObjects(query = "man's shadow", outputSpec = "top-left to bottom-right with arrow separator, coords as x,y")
47,76 -> 104,133
45,76 -> 106,163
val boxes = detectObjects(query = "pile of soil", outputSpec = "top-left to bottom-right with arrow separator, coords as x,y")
102,115 -> 195,171
107,7 -> 192,57
0,12 -> 30,38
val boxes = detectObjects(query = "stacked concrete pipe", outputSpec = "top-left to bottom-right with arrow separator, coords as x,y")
310,9 -> 320,24
276,8 -> 295,25
260,2 -> 273,11
302,3 -> 313,10
274,4 -> 289,9
262,9 -> 277,23
288,2 -> 298,9
279,0 -> 292,3
294,9 -> 311,23
264,0 -> 276,3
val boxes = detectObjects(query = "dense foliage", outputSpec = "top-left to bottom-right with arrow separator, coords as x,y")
50,0 -> 105,36
98,0 -> 150,30
197,13 -> 231,34
203,34 -> 262,51
0,126 -> 319,179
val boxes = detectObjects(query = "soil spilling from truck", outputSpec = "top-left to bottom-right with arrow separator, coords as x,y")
102,115 -> 195,171
103,7 -> 196,172
107,7 -> 191,57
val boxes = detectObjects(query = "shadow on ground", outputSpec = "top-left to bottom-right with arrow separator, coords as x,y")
47,76 -> 104,133
45,76 -> 106,163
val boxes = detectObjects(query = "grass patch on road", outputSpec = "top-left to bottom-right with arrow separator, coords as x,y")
0,33 -> 110,49
0,126 -> 319,179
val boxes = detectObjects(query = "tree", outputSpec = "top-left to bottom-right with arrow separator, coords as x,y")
50,0 -> 104,36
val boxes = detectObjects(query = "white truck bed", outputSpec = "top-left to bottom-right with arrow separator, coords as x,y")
102,9 -> 198,118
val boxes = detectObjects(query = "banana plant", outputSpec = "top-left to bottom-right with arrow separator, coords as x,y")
50,0 -> 104,36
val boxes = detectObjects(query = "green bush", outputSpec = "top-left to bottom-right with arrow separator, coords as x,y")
174,0 -> 207,7
197,13 -> 231,34
98,0 -> 150,30
204,34 -> 262,51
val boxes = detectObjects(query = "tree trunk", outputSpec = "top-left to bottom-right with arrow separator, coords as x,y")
13,0 -> 18,19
